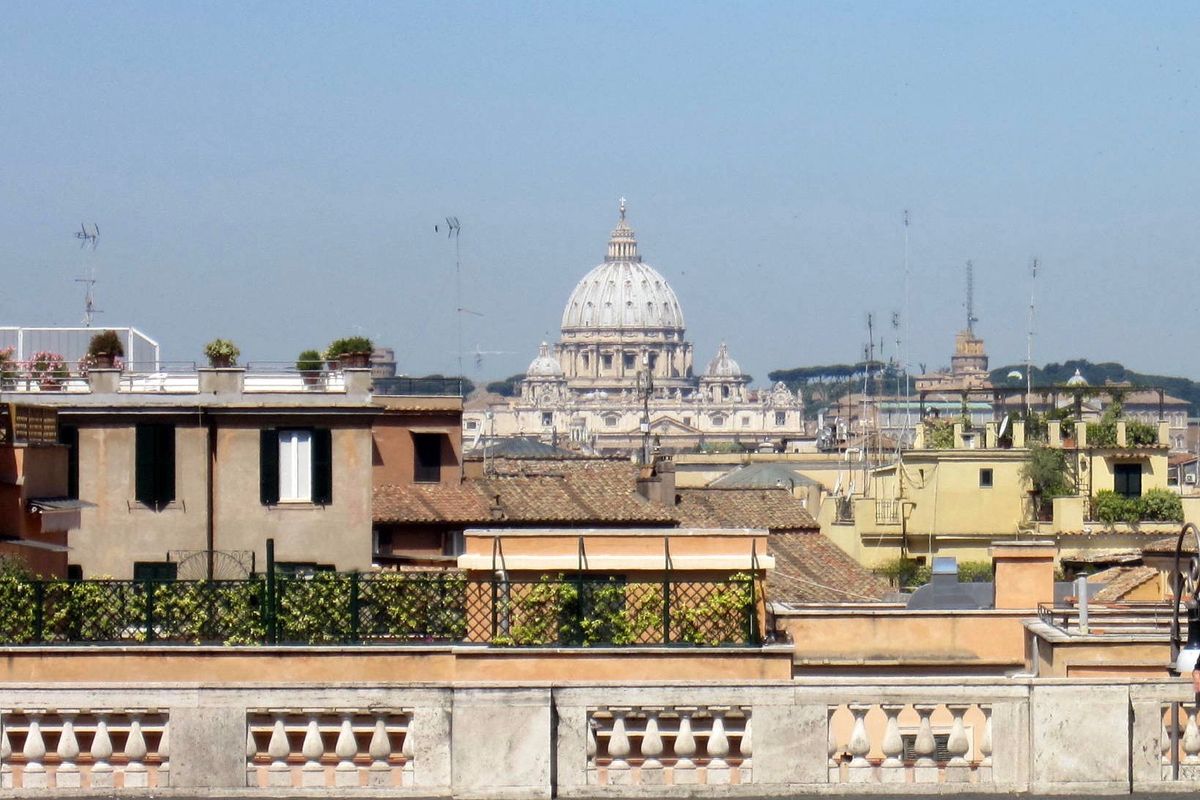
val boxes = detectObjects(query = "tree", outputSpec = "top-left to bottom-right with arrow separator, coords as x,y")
486,373 -> 525,397
1020,443 -> 1072,499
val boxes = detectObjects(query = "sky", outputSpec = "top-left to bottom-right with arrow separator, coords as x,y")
2,2 -> 1199,384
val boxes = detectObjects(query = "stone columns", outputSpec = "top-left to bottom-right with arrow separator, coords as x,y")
912,704 -> 939,783
20,712 -> 46,789
944,704 -> 971,783
673,710 -> 698,784
368,715 -> 392,788
639,711 -> 664,785
846,704 -> 873,783
89,715 -> 114,789
879,704 -> 905,784
55,712 -> 81,789
706,708 -> 731,784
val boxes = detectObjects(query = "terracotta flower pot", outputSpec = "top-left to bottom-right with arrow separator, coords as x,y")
93,353 -> 116,369
209,355 -> 233,368
339,352 -> 370,369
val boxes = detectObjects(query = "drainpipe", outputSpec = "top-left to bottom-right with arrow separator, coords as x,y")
206,413 -> 216,581
1075,575 -> 1089,634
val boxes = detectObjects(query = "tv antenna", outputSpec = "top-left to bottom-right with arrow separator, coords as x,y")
73,223 -> 102,326
435,216 -> 466,378
965,260 -> 978,333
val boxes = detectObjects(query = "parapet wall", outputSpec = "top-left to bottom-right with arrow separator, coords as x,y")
0,677 -> 1195,797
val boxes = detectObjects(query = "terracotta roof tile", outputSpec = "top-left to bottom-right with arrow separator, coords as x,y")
767,532 -> 890,603
1088,565 -> 1159,603
673,488 -> 818,531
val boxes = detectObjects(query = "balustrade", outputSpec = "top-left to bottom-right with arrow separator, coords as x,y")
586,706 -> 752,787
827,702 -> 993,785
1160,702 -> 1200,780
0,708 -> 167,790
245,708 -> 412,789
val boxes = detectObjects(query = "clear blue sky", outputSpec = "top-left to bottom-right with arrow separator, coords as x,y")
3,2 -> 1198,383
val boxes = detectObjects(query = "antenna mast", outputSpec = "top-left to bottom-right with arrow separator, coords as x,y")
73,223 -> 101,326
902,210 -> 912,444
965,260 -> 978,333
1026,258 -> 1039,410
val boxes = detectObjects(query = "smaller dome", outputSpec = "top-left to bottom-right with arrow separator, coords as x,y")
1066,368 -> 1089,387
705,342 -> 744,378
527,342 -> 563,378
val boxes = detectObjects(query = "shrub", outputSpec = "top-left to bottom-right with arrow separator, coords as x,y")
1021,444 -> 1072,499
324,336 -> 374,360
875,558 -> 926,589
1086,420 -> 1118,447
1092,490 -> 1141,524
1139,488 -> 1184,522
957,561 -> 994,583
87,330 -> 125,357
924,419 -> 955,449
1126,420 -> 1159,446
296,349 -> 324,372
203,338 -> 240,365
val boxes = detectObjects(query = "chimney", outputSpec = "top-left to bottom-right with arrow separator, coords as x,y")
636,455 -> 676,507
343,367 -> 373,399
991,540 -> 1056,609
86,368 -> 121,394
197,367 -> 245,397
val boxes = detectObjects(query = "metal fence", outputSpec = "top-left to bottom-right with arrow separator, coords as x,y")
0,572 -> 759,647
374,376 -> 463,397
0,326 -> 159,368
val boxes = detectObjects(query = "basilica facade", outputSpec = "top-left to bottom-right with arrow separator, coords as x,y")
463,202 -> 809,455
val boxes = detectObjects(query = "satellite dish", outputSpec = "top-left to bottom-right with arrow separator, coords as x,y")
1007,370 -> 1023,380
998,414 -> 1010,439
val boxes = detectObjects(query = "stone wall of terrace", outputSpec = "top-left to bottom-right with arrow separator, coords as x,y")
0,678 -> 1197,797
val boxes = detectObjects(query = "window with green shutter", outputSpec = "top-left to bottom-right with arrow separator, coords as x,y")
135,423 -> 175,510
260,426 -> 332,505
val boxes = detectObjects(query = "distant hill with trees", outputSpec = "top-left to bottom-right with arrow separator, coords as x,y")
767,361 -> 905,416
989,359 -> 1200,415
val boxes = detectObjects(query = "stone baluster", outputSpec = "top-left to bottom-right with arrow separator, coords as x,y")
401,714 -> 415,786
334,713 -> 358,788
738,714 -> 752,784
673,709 -> 698,785
245,726 -> 258,787
706,708 -> 731,784
266,715 -> 291,788
90,714 -> 115,789
606,709 -> 632,785
1,719 -> 11,789
912,704 -> 939,783
639,709 -> 665,786
1162,716 -> 1173,781
124,713 -> 150,787
879,704 -> 905,784
979,705 -> 993,782
300,716 -> 326,787
1183,705 -> 1200,779
944,704 -> 971,783
21,711 -> 48,789
55,711 -> 81,789
827,706 -> 839,782
586,717 -> 599,785
158,720 -> 170,787
846,704 -> 873,783
368,714 -> 392,788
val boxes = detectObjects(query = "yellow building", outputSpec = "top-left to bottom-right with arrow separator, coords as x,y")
822,415 -> 1200,568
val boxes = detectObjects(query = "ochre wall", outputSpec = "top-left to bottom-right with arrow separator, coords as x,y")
372,410 -> 462,488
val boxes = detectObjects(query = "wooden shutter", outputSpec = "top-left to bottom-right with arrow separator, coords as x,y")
260,428 -> 279,505
156,424 -> 175,508
312,428 -> 333,505
59,425 -> 79,500
135,423 -> 155,506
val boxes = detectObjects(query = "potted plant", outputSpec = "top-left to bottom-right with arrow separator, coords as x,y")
296,349 -> 324,387
86,330 -> 125,369
203,338 -> 240,368
324,336 -> 374,369
30,351 -> 68,390
0,346 -> 15,388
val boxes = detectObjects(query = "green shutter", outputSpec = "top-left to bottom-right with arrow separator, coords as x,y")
156,424 -> 176,507
135,424 -> 155,506
312,428 -> 332,505
260,428 -> 279,505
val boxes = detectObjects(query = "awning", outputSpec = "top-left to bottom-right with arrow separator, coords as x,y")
27,498 -> 95,512
407,427 -> 452,435
0,538 -> 70,553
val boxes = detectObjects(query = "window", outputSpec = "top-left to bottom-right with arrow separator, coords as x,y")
979,468 -> 994,488
465,420 -> 478,430
602,354 -> 613,370
135,423 -> 175,510
647,353 -> 658,370
683,416 -> 692,427
260,428 -> 332,505
541,412 -> 553,427
710,414 -> 725,427
741,415 -> 751,428
603,414 -> 619,427
722,386 -> 731,399
413,433 -> 444,483
623,353 -> 636,370
1114,463 -> 1142,498
581,353 -> 590,370
774,411 -> 786,426
133,561 -> 178,582
59,425 -> 79,499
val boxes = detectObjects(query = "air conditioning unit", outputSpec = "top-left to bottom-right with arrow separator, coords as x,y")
1186,474 -> 1196,485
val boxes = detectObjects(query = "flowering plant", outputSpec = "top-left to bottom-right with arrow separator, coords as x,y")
30,351 -> 68,385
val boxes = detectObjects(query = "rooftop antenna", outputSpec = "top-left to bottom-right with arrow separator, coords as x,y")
435,216 -> 465,378
965,260 -> 979,333
1026,258 -> 1039,412
73,223 -> 101,326
902,210 -> 912,441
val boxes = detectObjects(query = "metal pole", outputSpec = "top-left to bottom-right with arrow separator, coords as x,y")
144,580 -> 156,644
662,538 -> 671,644
348,572 -> 360,644
265,538 -> 276,645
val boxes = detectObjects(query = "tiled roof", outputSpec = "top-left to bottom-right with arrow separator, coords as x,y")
709,463 -> 822,490
768,532 -> 890,603
374,460 -> 675,525
465,437 -> 591,460
674,488 -> 819,531
1059,549 -> 1143,566
1088,565 -> 1159,603
1141,535 -> 1198,554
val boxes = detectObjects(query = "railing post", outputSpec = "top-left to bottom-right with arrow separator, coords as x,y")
144,580 -> 156,644
32,581 -> 45,642
265,538 -> 277,644
662,538 -> 671,644
349,571 -> 361,644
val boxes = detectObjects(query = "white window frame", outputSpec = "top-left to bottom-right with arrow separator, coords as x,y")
278,429 -> 313,502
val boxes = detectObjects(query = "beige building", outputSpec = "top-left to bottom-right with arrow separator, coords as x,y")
464,201 -> 809,455
2,367 -> 387,578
